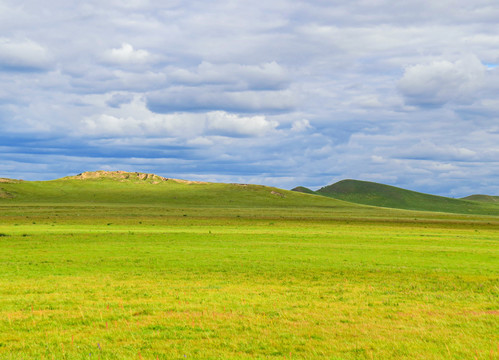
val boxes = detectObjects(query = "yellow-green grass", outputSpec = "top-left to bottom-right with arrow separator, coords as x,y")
0,201 -> 498,360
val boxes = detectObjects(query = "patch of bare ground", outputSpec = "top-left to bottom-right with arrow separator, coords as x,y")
171,178 -> 207,184
271,190 -> 286,198
0,188 -> 14,198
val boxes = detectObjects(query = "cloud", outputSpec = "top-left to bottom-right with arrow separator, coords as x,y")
146,88 -> 296,114
291,119 -> 311,132
106,93 -> 135,108
79,98 -> 278,138
102,43 -> 151,65
68,69 -> 167,94
396,140 -> 479,161
398,55 -> 486,108
206,111 -> 278,137
0,38 -> 52,72
168,61 -> 289,91
80,99 -> 204,137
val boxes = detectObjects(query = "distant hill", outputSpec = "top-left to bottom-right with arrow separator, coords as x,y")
290,186 -> 317,195
461,194 -> 499,203
292,179 -> 499,216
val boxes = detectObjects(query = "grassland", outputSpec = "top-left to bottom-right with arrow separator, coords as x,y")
0,173 -> 498,359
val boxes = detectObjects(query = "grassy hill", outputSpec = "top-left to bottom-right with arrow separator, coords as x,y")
294,179 -> 499,216
290,186 -> 317,195
461,194 -> 499,203
0,171 -> 360,212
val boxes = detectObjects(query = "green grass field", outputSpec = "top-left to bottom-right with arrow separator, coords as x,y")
0,173 -> 498,359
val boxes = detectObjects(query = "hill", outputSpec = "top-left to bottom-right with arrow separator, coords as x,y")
293,179 -> 499,216
290,186 -> 317,195
461,194 -> 499,203
0,170 -> 359,212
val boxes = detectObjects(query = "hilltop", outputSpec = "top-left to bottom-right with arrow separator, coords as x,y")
292,179 -> 499,216
461,194 -> 499,203
290,186 -> 317,195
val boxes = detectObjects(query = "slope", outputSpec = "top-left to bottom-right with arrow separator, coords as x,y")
314,179 -> 499,216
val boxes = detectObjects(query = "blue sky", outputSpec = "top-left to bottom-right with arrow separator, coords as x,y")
1,0 -> 498,197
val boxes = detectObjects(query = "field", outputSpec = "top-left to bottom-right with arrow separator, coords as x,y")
0,175 -> 498,359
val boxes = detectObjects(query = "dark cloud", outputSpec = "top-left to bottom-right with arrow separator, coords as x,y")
146,88 -> 295,114
0,38 -> 53,72
167,62 -> 290,91
106,93 -> 135,108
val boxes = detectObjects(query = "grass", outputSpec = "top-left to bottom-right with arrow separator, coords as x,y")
0,174 -> 498,359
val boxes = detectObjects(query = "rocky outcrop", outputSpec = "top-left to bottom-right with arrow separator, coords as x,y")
62,171 -> 207,184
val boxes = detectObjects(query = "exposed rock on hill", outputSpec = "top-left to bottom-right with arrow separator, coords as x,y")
62,171 -> 206,184
461,194 -> 499,203
0,178 -> 22,183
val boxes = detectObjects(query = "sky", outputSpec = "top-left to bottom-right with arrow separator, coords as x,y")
1,0 -> 498,197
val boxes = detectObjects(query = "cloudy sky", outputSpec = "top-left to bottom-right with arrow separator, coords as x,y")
1,0 -> 498,197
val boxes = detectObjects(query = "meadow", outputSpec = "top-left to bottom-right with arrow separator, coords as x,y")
0,175 -> 498,359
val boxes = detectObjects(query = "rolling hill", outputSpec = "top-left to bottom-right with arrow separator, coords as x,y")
2,171 -> 498,217
292,179 -> 499,216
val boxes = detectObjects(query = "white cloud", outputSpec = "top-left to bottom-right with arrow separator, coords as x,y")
78,98 -> 279,138
79,98 -> 204,137
0,38 -> 52,71
398,55 -> 486,107
291,119 -> 311,132
206,111 -> 278,137
103,43 -> 151,65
